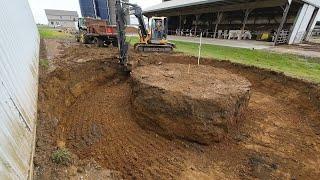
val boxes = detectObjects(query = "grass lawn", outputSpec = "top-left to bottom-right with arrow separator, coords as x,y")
38,26 -> 73,40
127,36 -> 320,83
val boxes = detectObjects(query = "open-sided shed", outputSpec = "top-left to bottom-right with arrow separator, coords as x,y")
144,0 -> 320,45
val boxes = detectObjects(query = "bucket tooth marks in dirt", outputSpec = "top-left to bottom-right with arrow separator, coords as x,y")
34,39 -> 320,179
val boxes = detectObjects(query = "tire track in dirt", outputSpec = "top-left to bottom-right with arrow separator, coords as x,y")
58,82 -> 190,179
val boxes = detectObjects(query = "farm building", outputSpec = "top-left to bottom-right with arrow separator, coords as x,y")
0,0 -> 39,179
45,9 -> 79,29
144,0 -> 320,45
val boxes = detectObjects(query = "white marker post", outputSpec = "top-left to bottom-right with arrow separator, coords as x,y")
198,32 -> 203,66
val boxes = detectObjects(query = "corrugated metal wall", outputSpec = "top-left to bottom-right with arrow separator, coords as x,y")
0,0 -> 39,179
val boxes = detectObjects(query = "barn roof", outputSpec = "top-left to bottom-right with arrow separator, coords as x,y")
144,0 -> 224,13
143,0 -> 320,16
45,9 -> 79,17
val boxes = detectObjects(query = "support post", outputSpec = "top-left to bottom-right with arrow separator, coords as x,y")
240,9 -> 252,40
210,13 -> 214,37
195,15 -> 200,37
179,15 -> 182,36
274,2 -> 291,46
305,8 -> 320,41
214,12 -> 223,39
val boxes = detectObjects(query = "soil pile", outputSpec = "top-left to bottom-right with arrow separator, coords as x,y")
131,63 -> 251,144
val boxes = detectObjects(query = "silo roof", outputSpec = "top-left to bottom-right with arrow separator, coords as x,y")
45,9 -> 79,17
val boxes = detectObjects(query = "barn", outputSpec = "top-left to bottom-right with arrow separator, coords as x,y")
144,0 -> 320,45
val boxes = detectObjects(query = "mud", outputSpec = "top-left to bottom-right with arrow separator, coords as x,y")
34,39 -> 320,179
131,64 -> 251,144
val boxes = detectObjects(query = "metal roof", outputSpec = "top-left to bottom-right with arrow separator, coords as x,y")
144,0 -> 224,13
143,0 -> 291,17
144,0 -> 320,14
45,9 -> 79,17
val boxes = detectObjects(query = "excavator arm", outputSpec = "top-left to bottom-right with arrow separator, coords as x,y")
123,2 -> 148,39
115,0 -> 175,70
115,0 -> 148,71
115,0 -> 129,69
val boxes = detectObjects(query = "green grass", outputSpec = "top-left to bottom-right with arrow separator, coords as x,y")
127,36 -> 320,83
51,148 -> 71,165
39,59 -> 49,69
38,26 -> 73,39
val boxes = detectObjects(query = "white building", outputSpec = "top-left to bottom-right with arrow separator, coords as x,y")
45,9 -> 79,29
0,0 -> 39,179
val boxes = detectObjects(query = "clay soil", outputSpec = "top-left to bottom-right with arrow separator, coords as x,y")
131,64 -> 252,144
34,39 -> 320,179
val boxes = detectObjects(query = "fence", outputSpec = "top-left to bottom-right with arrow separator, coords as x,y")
0,0 -> 39,179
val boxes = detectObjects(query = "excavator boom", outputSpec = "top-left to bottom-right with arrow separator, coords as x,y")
115,0 -> 129,69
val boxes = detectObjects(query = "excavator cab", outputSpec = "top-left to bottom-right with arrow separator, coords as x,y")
133,16 -> 174,52
149,17 -> 168,44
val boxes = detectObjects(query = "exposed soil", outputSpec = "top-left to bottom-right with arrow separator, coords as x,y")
34,39 -> 320,179
131,64 -> 251,144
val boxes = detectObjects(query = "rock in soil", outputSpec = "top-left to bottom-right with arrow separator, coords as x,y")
131,63 -> 252,144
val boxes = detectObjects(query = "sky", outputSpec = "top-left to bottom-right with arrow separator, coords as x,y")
27,0 -> 162,24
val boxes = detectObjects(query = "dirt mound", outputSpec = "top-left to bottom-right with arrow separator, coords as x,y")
35,39 -> 320,179
131,64 -> 251,144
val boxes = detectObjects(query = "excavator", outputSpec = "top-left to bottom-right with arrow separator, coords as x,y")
115,0 -> 175,70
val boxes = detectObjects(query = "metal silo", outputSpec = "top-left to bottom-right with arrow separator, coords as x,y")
79,0 -> 96,18
95,0 -> 110,20
79,0 -> 129,24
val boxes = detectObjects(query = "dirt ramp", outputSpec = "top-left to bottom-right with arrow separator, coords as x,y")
131,63 -> 252,144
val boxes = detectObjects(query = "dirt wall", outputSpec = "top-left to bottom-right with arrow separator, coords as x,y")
131,63 -> 252,144
34,39 -> 320,179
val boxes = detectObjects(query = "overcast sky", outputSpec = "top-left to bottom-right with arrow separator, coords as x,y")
27,0 -> 162,24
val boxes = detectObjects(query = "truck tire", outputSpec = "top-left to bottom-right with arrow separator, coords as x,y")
76,35 -> 80,42
80,34 -> 89,44
112,40 -> 118,47
94,37 -> 104,47
105,41 -> 111,47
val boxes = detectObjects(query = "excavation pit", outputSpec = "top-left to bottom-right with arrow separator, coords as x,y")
131,63 -> 252,144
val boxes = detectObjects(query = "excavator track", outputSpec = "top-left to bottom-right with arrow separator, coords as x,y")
134,43 -> 174,53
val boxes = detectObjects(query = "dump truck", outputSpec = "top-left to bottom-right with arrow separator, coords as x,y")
76,17 -> 118,47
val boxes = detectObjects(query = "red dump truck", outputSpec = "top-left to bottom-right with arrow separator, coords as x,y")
76,17 -> 118,47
